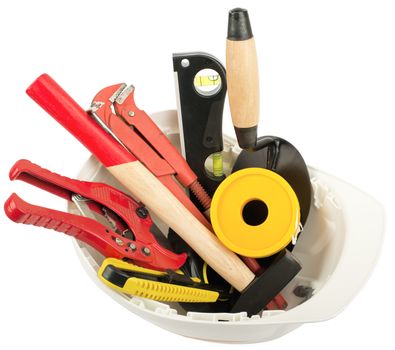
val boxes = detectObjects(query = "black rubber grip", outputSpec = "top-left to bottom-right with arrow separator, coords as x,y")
234,125 -> 258,149
227,8 -> 253,41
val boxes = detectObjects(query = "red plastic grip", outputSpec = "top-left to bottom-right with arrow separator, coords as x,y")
26,74 -> 136,167
4,193 -> 186,270
4,193 -> 122,257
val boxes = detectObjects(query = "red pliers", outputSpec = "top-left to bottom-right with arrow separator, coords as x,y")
4,159 -> 187,271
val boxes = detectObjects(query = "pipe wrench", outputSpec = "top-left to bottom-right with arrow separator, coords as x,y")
89,83 -> 212,222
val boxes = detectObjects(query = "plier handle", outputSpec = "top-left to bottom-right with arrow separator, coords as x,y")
4,159 -> 187,271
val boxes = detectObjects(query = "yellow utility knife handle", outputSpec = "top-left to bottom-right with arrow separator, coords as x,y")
98,258 -> 220,303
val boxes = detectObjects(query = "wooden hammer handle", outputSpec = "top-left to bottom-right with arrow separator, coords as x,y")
108,162 -> 255,292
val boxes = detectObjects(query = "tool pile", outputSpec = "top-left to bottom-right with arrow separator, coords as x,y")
4,8 -> 312,316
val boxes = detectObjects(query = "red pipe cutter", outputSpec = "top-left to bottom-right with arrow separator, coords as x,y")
4,159 -> 187,271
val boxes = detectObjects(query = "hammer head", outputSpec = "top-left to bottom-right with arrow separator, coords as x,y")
231,249 -> 302,316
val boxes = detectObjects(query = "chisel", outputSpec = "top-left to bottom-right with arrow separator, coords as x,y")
226,8 -> 260,149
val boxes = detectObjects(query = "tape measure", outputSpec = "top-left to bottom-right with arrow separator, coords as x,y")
211,168 -> 300,258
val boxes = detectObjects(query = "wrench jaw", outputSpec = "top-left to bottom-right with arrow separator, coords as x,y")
113,85 -> 140,125
91,83 -> 126,106
89,83 -> 126,125
93,83 -> 141,125
90,83 -> 141,127
88,84 -> 131,149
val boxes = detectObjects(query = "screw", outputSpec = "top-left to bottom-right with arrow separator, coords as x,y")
136,206 -> 148,219
181,58 -> 190,68
129,243 -> 137,251
142,247 -> 151,256
128,110 -> 135,117
293,286 -> 314,299
115,237 -> 124,246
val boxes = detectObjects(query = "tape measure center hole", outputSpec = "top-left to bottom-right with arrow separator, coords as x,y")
242,199 -> 269,226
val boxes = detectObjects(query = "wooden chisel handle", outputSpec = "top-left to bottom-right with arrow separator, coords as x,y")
26,74 -> 255,292
226,8 -> 260,149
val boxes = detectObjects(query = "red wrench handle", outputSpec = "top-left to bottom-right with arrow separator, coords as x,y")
26,74 -> 135,167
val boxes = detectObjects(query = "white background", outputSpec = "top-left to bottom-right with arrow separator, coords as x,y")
1,0 -> 394,348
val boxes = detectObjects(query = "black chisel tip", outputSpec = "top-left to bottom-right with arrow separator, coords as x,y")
227,8 -> 253,41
